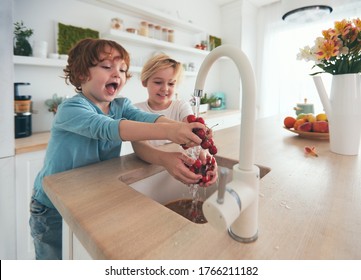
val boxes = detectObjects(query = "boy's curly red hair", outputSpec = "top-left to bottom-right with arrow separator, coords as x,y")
63,38 -> 132,92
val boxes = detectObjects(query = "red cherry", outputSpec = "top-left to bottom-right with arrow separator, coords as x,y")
206,155 -> 211,164
193,128 -> 206,140
202,175 -> 210,183
196,117 -> 205,124
201,139 -> 211,149
193,159 -> 202,169
187,114 -> 197,123
209,145 -> 218,155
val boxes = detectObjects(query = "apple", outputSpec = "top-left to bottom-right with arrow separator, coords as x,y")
284,116 -> 296,128
313,121 -> 329,133
296,113 -> 306,120
304,113 -> 316,123
298,122 -> 313,132
316,113 -> 328,122
293,119 -> 306,130
297,113 -> 316,123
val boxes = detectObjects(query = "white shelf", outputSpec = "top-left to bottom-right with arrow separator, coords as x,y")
103,29 -> 209,56
14,55 -> 67,67
13,55 -> 198,76
79,0 -> 206,33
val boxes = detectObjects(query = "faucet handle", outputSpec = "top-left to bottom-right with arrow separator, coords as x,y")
217,167 -> 229,204
194,89 -> 203,97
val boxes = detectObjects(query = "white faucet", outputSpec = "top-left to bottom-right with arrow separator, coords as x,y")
197,45 -> 260,243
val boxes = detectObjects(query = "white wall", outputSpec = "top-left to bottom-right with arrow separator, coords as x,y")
219,0 -> 258,111
0,0 -> 17,260
14,0 -> 225,132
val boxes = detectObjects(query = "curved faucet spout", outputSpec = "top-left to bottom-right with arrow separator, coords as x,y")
199,45 -> 260,243
195,45 -> 256,171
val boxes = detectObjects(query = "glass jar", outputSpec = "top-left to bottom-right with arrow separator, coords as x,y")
111,18 -> 123,30
162,27 -> 168,41
148,23 -> 154,38
154,25 -> 162,40
139,21 -> 149,37
167,29 -> 174,43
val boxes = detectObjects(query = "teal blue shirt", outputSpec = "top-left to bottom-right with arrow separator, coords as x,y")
33,93 -> 160,208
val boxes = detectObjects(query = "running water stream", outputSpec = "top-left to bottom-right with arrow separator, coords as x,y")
165,98 -> 209,223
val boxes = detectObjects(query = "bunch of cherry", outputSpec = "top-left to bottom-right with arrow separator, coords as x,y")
181,114 -> 218,155
181,114 -> 218,185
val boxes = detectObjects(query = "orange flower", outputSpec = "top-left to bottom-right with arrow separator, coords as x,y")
334,19 -> 352,37
315,39 -> 339,60
297,17 -> 361,75
353,18 -> 361,32
322,28 -> 337,40
304,146 -> 318,157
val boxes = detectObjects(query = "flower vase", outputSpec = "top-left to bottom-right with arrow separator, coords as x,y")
314,74 -> 361,155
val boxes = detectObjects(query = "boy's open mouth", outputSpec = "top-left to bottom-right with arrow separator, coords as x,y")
106,82 -> 119,94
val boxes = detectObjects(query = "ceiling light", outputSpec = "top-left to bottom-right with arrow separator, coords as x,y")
282,0 -> 333,23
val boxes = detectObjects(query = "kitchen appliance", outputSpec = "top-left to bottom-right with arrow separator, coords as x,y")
14,82 -> 32,138
293,98 -> 314,116
210,92 -> 226,110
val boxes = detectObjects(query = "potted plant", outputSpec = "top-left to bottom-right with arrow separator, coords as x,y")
13,21 -> 33,56
200,93 -> 218,106
45,94 -> 65,114
191,93 -> 218,114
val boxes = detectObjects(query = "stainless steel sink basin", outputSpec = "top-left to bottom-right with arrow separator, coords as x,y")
120,156 -> 270,221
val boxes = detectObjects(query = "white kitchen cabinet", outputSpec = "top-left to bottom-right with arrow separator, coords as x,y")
15,150 -> 46,260
63,222 -> 92,260
0,157 -> 16,260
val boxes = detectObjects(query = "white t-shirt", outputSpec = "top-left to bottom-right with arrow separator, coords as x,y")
135,99 -> 193,146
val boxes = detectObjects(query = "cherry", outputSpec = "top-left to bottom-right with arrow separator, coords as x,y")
187,114 -> 197,123
202,175 -> 209,183
196,117 -> 205,124
182,114 -> 218,184
208,145 -> 218,155
193,128 -> 206,140
193,159 -> 202,169
201,139 -> 211,149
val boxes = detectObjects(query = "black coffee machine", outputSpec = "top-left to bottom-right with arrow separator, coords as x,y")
14,82 -> 32,138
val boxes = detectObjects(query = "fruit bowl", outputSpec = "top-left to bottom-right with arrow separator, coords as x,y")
284,127 -> 329,140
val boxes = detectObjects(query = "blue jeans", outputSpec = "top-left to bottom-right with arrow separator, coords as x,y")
29,198 -> 62,260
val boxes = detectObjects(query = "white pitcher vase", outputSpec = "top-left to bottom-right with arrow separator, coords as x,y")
313,73 -> 361,155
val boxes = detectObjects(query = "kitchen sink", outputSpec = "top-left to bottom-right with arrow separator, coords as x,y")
120,156 -> 270,222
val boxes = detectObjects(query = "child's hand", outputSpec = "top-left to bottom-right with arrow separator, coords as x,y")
198,149 -> 218,187
167,122 -> 207,147
162,152 -> 203,185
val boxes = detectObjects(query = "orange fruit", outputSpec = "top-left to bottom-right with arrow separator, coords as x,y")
293,119 -> 306,130
283,116 -> 296,128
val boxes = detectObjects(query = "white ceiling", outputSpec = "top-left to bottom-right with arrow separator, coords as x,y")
214,0 -> 361,8
213,0 -> 279,7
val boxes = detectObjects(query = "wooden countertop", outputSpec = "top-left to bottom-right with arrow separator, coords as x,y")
43,115 -> 361,259
15,131 -> 50,154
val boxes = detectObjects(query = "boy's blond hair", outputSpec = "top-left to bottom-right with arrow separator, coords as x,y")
141,53 -> 183,86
